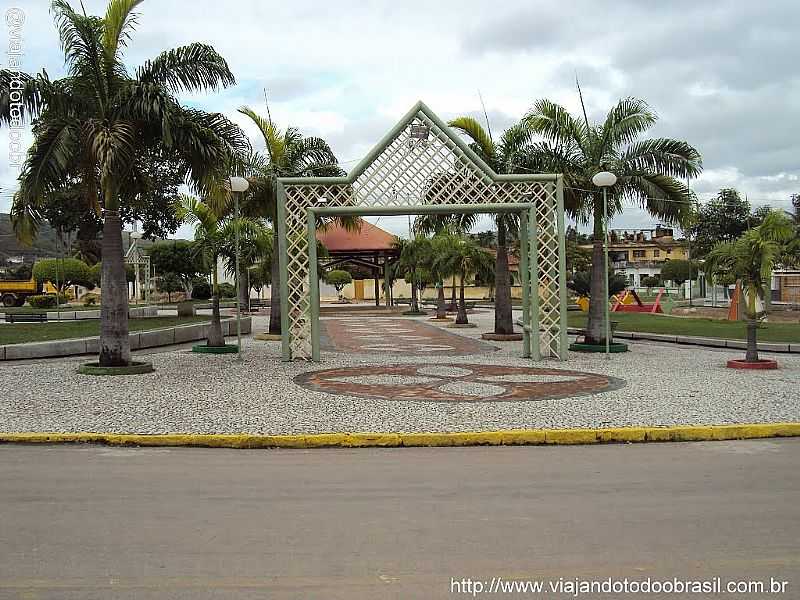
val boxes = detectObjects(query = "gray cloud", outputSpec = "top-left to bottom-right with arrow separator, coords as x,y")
3,0 -> 798,232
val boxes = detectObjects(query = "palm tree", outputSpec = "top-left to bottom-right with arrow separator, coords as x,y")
236,107 -> 351,335
0,0 -> 245,366
780,195 -> 800,266
435,234 -> 494,325
704,211 -> 794,362
417,232 -> 455,320
524,97 -> 702,345
445,117 -> 543,335
415,216 -> 473,313
236,228 -> 273,305
393,235 -> 432,313
178,195 -> 269,347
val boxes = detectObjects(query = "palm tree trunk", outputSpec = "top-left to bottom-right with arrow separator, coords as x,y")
268,234 -> 281,335
745,318 -> 759,361
98,211 -> 131,367
586,208 -> 607,345
208,266 -> 225,347
238,267 -> 249,313
494,220 -> 513,335
436,282 -> 446,319
456,270 -> 468,324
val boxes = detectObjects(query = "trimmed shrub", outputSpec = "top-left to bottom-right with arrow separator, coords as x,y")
217,282 -> 236,299
191,278 -> 212,300
324,269 -> 352,293
27,294 -> 58,309
641,276 -> 661,289
82,292 -> 100,306
88,262 -> 136,286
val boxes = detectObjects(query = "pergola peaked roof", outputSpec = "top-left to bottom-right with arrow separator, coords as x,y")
279,100 -> 554,187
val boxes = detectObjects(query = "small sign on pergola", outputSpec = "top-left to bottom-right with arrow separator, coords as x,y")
277,101 -> 567,362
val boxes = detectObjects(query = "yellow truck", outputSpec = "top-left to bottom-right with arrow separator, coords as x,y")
0,278 -> 43,307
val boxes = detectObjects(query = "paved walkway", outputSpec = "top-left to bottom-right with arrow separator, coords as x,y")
0,311 -> 798,434
321,317 -> 496,355
2,440 -> 798,599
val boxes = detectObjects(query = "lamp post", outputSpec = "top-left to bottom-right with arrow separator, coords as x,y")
592,171 -> 617,359
129,229 -> 143,305
229,176 -> 250,359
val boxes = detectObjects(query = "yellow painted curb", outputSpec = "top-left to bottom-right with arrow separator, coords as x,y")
0,423 -> 798,449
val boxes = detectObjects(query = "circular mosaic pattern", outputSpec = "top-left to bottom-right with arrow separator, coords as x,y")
294,363 -> 625,403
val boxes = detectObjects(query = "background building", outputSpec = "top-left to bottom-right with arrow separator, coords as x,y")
581,226 -> 689,288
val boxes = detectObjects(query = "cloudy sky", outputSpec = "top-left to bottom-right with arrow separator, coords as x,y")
2,0 -> 798,238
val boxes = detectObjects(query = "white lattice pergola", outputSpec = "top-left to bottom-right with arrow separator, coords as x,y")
277,101 -> 567,362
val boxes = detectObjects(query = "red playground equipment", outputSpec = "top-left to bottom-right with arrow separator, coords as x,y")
612,288 -> 664,314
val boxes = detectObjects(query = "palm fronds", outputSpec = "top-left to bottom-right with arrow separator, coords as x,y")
137,43 -> 235,94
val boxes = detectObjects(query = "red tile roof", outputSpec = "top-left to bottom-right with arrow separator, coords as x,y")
486,248 -> 520,269
316,219 -> 397,252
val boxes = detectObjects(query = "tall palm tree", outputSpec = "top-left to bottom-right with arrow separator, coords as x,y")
0,0 -> 246,366
435,234 -> 494,325
524,97 -> 702,345
178,195 -> 269,347
415,232 -> 455,319
445,118 -> 541,335
232,227 -> 273,305
704,211 -> 794,362
393,235 -> 432,313
235,107 -> 351,335
780,195 -> 800,266
414,215 -> 474,313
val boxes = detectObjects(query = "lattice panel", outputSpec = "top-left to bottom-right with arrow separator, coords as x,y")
531,183 -> 561,358
282,109 -> 563,360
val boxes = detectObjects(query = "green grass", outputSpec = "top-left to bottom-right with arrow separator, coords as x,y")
0,316 -> 214,345
568,312 -> 800,343
1,305 -> 101,313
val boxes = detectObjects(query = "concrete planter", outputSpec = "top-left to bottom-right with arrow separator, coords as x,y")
481,332 -> 524,341
191,344 -> 239,354
46,307 -> 158,321
77,361 -> 155,376
726,358 -> 778,370
0,317 -> 251,361
177,301 -> 196,317
569,342 -> 630,353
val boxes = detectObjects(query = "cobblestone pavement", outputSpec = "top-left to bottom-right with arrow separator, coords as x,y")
0,311 -> 798,434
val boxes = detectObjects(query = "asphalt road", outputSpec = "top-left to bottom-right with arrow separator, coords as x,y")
1,440 -> 798,599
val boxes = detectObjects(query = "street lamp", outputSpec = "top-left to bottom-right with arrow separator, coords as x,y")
592,171 -> 617,359
229,176 -> 250,359
130,229 -> 143,305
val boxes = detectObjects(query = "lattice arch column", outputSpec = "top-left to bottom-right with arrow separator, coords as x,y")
277,101 -> 567,362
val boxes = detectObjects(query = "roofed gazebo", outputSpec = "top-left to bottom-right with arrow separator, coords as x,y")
316,219 -> 399,306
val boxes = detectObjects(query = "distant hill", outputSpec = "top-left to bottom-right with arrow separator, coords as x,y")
1,213 -> 189,265
0,213 -> 62,263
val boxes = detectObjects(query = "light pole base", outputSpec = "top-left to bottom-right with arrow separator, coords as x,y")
191,344 -> 239,354
569,342 -> 629,353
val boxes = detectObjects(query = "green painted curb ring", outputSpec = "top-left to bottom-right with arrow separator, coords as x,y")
191,344 -> 239,354
77,361 -> 155,376
569,342 -> 629,353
